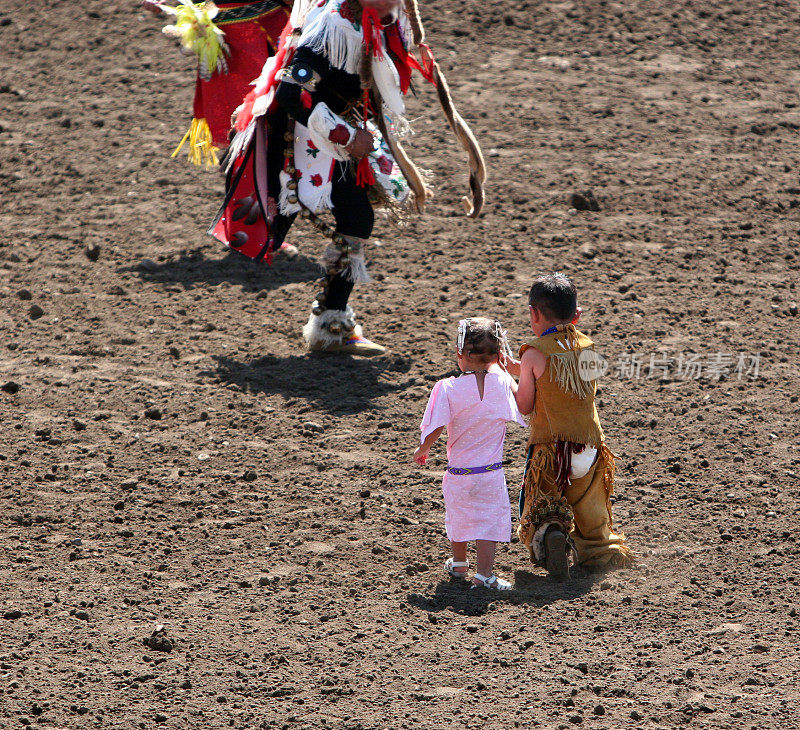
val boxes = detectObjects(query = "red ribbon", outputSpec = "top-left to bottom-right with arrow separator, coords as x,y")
383,25 -> 436,89
383,22 -> 411,93
356,156 -> 376,187
409,42 -> 437,85
361,6 -> 384,60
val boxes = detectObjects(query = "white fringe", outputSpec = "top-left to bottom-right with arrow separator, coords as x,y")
343,255 -> 370,284
321,243 -> 340,267
278,170 -> 302,216
298,1 -> 413,80
303,306 -> 359,346
278,181 -> 333,216
300,9 -> 363,75
306,183 -> 334,214
388,112 -> 413,138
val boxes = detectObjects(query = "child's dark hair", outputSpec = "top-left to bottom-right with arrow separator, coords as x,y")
458,317 -> 503,364
528,272 -> 578,322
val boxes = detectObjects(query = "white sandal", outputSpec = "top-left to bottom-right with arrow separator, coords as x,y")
471,573 -> 512,591
444,558 -> 469,578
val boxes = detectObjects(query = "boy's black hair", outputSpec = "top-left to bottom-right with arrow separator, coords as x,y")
528,272 -> 578,322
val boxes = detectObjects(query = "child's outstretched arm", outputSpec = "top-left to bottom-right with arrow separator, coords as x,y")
414,426 -> 444,465
515,347 -> 546,415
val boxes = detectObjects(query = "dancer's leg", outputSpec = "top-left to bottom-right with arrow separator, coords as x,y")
303,163 -> 384,356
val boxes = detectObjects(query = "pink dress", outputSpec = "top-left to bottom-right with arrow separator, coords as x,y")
420,366 -> 526,543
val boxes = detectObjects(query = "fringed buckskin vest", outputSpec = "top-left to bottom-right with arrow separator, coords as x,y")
519,324 -> 604,448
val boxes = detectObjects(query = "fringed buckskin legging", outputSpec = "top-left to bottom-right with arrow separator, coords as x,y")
517,442 -> 634,569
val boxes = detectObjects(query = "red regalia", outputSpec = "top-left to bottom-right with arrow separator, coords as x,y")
193,1 -> 292,151
157,0 -> 292,165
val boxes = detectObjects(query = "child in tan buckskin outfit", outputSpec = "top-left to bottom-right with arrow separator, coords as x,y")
502,273 -> 634,580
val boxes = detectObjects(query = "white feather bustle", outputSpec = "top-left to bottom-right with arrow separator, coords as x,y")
303,306 -> 360,346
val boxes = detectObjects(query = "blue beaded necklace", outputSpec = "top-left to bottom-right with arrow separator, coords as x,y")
541,325 -> 559,336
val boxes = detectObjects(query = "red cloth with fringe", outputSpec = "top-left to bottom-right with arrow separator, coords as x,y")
193,1 -> 291,147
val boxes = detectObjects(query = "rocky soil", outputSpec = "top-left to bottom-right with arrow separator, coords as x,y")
1,0 -> 799,728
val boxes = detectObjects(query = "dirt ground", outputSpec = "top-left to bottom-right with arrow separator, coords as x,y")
2,0 -> 800,728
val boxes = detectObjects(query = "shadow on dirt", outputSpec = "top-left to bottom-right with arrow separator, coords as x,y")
407,569 -> 600,614
203,353 -> 413,414
119,248 -> 320,291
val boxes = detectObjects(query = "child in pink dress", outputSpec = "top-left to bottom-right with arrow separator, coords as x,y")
414,318 -> 526,590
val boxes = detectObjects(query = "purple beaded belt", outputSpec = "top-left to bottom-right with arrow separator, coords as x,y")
447,461 -> 503,476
